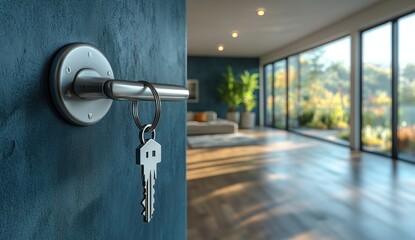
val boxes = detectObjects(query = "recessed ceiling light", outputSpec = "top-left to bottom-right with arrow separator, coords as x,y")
231,31 -> 239,38
257,8 -> 265,16
217,44 -> 224,52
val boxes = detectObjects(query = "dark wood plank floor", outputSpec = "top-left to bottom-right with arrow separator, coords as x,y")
187,128 -> 415,240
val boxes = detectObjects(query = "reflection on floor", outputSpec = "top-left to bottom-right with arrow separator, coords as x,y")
290,128 -> 349,146
187,128 -> 415,240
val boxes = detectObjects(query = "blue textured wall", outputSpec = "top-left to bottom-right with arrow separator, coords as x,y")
187,56 -> 260,124
0,1 -> 186,239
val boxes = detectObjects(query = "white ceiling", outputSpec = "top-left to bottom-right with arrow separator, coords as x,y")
187,0 -> 383,57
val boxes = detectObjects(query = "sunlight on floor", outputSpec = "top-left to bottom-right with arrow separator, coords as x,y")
187,138 -> 317,180
187,129 -> 415,239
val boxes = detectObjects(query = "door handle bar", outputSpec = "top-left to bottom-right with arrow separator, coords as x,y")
50,43 -> 188,126
74,74 -> 189,101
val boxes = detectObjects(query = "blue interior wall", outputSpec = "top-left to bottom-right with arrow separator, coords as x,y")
0,1 -> 186,239
187,56 -> 260,124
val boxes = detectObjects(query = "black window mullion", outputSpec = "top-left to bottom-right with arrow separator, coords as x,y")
285,58 -> 289,130
392,20 -> 399,159
359,33 -> 364,151
263,66 -> 268,126
271,63 -> 275,128
263,65 -> 271,127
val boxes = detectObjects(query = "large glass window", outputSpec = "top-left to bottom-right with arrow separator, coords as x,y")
398,13 -> 415,160
265,64 -> 273,126
289,37 -> 351,145
361,23 -> 392,155
263,11 -> 415,162
273,60 -> 287,128
288,55 -> 300,128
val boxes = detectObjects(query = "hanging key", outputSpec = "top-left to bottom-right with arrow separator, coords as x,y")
131,81 -> 162,223
136,126 -> 161,222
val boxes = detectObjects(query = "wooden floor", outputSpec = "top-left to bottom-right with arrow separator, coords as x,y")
187,128 -> 415,240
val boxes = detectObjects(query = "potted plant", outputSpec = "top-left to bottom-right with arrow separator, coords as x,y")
217,66 -> 242,123
239,70 -> 259,129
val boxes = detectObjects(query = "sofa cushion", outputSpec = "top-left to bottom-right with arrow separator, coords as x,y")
205,111 -> 217,121
187,112 -> 194,121
187,119 -> 238,135
187,111 -> 217,121
193,112 -> 207,122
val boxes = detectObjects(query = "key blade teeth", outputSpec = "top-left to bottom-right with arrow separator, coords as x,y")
150,171 -> 156,215
140,167 -> 158,222
142,198 -> 146,217
142,186 -> 147,207
142,181 -> 148,217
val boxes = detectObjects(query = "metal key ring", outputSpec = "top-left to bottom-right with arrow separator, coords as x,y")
140,124 -> 156,143
132,81 -> 161,132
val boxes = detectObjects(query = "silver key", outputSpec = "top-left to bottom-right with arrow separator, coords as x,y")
136,138 -> 161,222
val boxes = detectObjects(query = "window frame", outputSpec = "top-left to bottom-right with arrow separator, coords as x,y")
263,35 -> 352,147
359,10 -> 415,161
262,10 -> 415,162
359,21 -> 394,157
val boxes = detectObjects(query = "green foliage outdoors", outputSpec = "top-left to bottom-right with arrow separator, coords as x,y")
397,64 -> 415,154
240,70 -> 259,112
286,49 -> 351,131
217,66 -> 242,112
361,125 -> 392,152
343,63 -> 415,152
264,40 -> 415,154
217,67 -> 259,112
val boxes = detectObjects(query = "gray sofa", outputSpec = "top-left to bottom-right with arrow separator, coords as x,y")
187,111 -> 238,135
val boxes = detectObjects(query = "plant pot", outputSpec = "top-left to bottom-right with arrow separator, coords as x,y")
226,111 -> 240,123
240,112 -> 255,129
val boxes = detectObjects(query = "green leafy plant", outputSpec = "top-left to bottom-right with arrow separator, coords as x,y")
299,109 -> 315,126
217,66 -> 242,112
240,70 -> 259,112
306,121 -> 327,129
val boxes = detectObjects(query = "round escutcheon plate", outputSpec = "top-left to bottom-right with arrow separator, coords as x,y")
50,43 -> 113,125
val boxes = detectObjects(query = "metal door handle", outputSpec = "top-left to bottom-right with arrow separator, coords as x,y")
74,71 -> 188,101
50,43 -> 189,125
